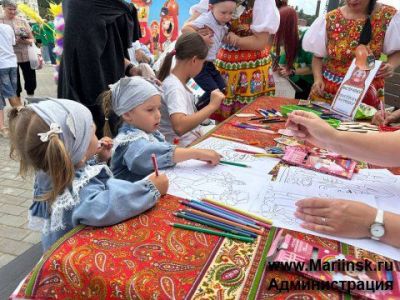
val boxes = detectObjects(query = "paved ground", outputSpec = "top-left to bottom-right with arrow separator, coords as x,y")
0,65 -> 57,268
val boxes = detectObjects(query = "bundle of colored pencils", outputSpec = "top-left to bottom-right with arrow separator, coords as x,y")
170,198 -> 273,243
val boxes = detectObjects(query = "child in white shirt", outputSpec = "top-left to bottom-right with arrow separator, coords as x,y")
158,32 -> 225,147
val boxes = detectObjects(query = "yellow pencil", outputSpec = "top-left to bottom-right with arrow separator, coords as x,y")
211,134 -> 245,143
253,153 -> 283,158
202,198 -> 273,225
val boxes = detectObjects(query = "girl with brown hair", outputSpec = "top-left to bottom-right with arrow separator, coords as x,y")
158,32 -> 225,147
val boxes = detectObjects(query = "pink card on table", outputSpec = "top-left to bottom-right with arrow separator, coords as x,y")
282,146 -> 356,179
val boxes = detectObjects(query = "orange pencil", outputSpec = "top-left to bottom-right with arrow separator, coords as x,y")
212,134 -> 245,143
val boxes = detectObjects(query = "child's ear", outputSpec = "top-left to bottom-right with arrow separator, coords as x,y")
122,112 -> 131,123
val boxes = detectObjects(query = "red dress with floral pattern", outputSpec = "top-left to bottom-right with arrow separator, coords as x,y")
309,5 -> 396,105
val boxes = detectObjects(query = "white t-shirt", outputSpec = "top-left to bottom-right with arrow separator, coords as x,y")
192,11 -> 228,61
0,24 -> 17,69
189,0 -> 280,34
160,74 -> 202,147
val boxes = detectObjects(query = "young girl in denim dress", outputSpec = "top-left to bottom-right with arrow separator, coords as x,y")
101,76 -> 221,183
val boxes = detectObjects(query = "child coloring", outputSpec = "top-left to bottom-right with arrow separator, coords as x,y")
158,32 -> 226,147
10,99 -> 168,251
102,76 -> 221,183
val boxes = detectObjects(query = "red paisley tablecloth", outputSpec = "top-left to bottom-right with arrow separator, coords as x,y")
13,97 -> 399,299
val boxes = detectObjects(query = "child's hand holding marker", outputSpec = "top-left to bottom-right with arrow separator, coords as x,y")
148,154 -> 168,195
148,173 -> 169,195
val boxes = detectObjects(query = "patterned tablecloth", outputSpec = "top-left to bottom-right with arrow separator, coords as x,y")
13,97 -> 399,299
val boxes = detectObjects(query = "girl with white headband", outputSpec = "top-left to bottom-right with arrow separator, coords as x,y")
102,76 -> 221,183
8,99 -> 168,252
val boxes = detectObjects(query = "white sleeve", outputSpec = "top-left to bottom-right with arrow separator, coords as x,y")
189,0 -> 209,15
191,13 -> 208,29
165,88 -> 192,116
383,11 -> 400,55
250,0 -> 280,34
8,26 -> 16,45
302,15 -> 327,58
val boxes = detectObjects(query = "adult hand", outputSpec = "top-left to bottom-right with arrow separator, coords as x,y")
372,109 -> 400,126
198,26 -> 214,47
295,198 -> 376,239
224,32 -> 239,47
208,89 -> 225,110
278,66 -> 293,78
285,110 -> 337,149
311,79 -> 325,96
376,62 -> 394,79
148,173 -> 169,196
196,149 -> 221,166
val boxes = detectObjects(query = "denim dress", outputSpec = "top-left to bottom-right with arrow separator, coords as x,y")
111,123 -> 176,182
29,161 -> 160,252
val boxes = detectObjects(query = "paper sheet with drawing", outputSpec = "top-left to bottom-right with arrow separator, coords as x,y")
164,159 -> 273,211
250,182 -> 400,261
276,166 -> 400,214
193,137 -> 280,175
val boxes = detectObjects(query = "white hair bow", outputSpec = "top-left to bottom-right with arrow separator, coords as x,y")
38,123 -> 63,142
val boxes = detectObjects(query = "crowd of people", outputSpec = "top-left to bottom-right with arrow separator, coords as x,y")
1,0 -> 400,252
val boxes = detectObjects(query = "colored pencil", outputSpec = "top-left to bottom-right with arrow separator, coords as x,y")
202,198 -> 273,226
233,125 -> 276,135
220,160 -> 250,168
253,153 -> 283,158
244,123 -> 271,129
151,153 -> 159,176
199,199 -> 271,230
260,119 -> 286,124
211,134 -> 245,143
170,222 -> 255,243
234,148 -> 264,155
179,200 -> 260,229
185,208 -> 264,235
189,199 -> 261,229
181,210 -> 257,238
175,212 -> 256,238
250,116 -> 266,121
380,100 -> 386,120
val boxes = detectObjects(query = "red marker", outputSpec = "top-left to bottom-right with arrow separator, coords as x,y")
151,153 -> 159,176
